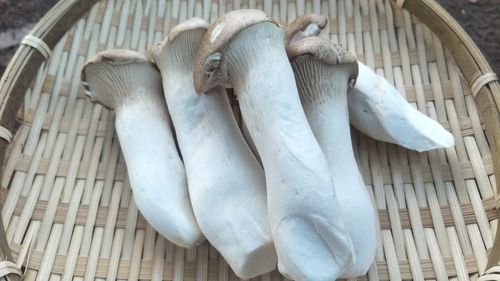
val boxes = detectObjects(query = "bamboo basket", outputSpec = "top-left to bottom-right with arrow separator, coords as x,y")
0,0 -> 498,280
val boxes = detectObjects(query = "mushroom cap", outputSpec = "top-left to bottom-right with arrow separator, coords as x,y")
287,37 -> 358,86
150,18 -> 209,70
169,18 -> 210,43
81,49 -> 161,109
81,49 -> 150,82
193,9 -> 281,94
285,14 -> 327,45
150,18 -> 209,57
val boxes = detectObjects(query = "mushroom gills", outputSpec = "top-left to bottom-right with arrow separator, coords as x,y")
150,19 -> 276,279
81,50 -> 204,248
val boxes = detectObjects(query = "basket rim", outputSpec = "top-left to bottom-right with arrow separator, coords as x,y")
0,0 -> 498,277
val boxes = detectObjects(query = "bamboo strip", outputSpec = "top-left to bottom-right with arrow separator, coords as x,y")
4,241 -> 485,280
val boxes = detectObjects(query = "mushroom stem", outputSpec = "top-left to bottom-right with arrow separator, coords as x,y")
288,39 -> 377,277
81,50 -> 203,248
150,19 -> 276,279
194,11 -> 354,281
349,62 -> 454,151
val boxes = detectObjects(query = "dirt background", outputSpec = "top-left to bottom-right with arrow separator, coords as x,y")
0,0 -> 499,76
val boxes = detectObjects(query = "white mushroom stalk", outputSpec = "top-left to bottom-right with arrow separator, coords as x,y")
193,10 -> 354,281
287,14 -> 454,152
81,50 -> 203,247
287,37 -> 377,277
149,18 -> 276,279
349,63 -> 454,151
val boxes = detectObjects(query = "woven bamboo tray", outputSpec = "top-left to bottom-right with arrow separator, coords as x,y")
0,0 -> 498,280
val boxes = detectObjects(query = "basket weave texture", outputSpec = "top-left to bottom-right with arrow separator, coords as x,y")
0,0 -> 498,280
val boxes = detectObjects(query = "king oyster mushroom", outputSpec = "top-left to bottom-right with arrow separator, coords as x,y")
287,37 -> 377,277
81,50 -> 203,247
349,62 -> 454,151
193,10 -> 354,281
287,14 -> 454,152
149,18 -> 276,279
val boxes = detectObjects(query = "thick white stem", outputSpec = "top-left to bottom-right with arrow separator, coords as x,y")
348,63 -> 454,152
163,73 -> 275,278
154,30 -> 276,278
115,98 -> 202,248
293,58 -> 377,277
224,23 -> 353,281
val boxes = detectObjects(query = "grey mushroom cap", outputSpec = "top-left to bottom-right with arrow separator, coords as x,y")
285,13 -> 328,45
193,9 -> 281,94
149,17 -> 209,70
81,49 -> 162,110
287,36 -> 359,87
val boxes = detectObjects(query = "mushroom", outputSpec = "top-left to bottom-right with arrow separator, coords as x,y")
349,62 -> 454,151
287,14 -> 454,152
287,37 -> 377,277
149,18 -> 276,278
81,50 -> 203,247
193,10 -> 354,281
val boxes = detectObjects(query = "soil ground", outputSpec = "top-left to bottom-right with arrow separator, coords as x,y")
0,0 -> 498,75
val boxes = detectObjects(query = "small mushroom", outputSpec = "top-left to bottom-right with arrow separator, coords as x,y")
81,50 -> 203,247
149,18 -> 276,278
287,14 -> 454,152
193,10 -> 354,281
287,37 -> 377,277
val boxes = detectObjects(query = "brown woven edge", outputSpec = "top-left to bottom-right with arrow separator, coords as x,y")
0,0 -> 498,277
397,0 -> 500,270
0,0 -> 99,279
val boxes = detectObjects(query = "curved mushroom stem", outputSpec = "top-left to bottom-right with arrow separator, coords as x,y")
194,11 -> 354,281
150,19 -> 276,279
82,50 -> 203,247
349,63 -> 454,151
289,39 -> 377,277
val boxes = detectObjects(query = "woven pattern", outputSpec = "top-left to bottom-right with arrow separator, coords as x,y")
0,0 -> 497,280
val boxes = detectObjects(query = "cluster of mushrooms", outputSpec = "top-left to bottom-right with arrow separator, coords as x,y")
81,10 -> 454,281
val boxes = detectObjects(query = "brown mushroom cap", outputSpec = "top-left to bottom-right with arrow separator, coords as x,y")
81,49 -> 150,83
193,9 -> 281,94
81,49 -> 162,110
285,14 -> 327,45
149,18 -> 209,70
287,36 -> 358,86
